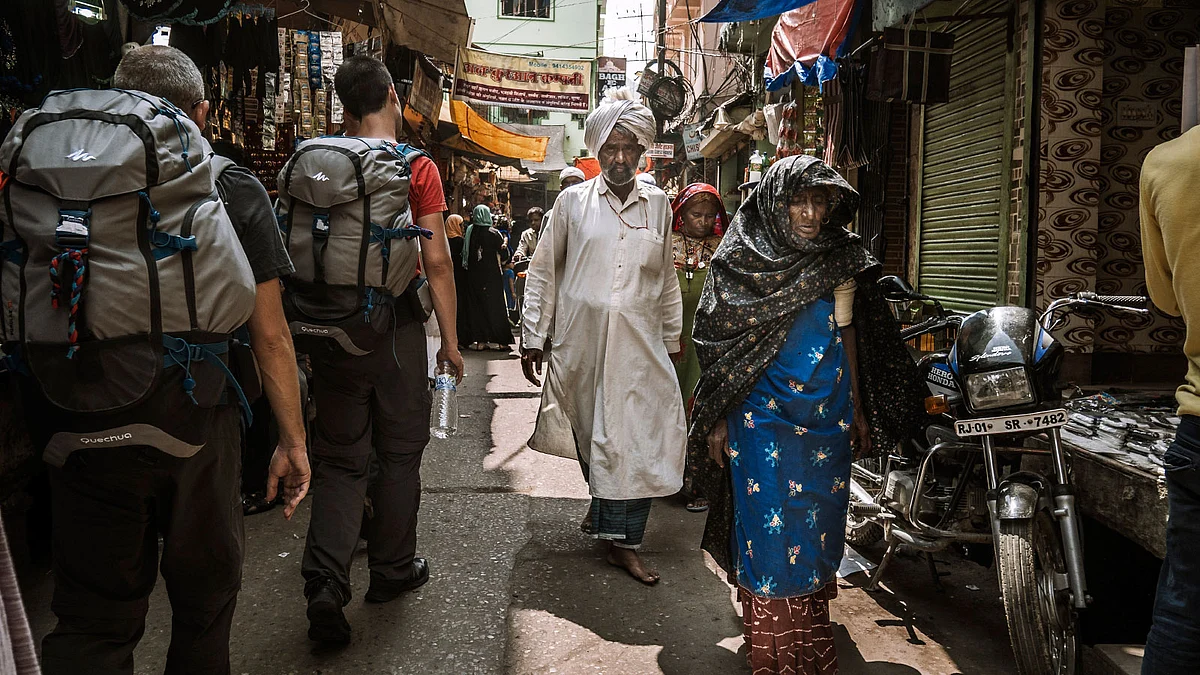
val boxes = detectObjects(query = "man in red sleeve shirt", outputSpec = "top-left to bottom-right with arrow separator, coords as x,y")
301,55 -> 463,645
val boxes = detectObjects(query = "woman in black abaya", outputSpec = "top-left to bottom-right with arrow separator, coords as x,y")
458,205 -> 514,351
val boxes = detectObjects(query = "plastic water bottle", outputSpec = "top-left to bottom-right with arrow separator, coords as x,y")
431,361 -> 458,439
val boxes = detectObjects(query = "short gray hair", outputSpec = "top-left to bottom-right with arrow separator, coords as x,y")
113,46 -> 204,110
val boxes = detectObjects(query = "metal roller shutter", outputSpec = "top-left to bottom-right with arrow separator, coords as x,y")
916,2 -> 1013,312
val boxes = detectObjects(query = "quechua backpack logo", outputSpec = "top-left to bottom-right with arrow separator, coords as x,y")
0,89 -> 259,466
275,137 -> 432,355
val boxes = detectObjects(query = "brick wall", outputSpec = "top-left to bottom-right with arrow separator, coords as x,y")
1008,0 -> 1029,307
881,102 -> 908,279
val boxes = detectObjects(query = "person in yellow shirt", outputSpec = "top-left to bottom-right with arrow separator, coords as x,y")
1139,123 -> 1200,674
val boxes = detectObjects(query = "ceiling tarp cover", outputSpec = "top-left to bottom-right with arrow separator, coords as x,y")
496,122 -> 568,172
701,0 -> 818,23
765,0 -> 860,90
446,101 -> 548,163
377,0 -> 471,64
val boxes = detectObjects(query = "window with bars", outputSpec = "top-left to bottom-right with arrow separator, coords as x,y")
501,0 -> 551,19
500,107 -> 549,123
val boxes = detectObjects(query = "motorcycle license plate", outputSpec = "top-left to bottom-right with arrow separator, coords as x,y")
955,409 -> 1068,437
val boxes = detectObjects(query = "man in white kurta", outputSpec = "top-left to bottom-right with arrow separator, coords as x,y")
521,90 -> 686,585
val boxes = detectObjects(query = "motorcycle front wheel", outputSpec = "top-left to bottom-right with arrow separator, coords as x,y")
996,511 -> 1078,675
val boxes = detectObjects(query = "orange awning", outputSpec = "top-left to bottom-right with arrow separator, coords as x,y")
448,101 -> 548,163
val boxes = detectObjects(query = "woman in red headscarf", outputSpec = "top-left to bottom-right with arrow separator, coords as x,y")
672,183 -> 729,512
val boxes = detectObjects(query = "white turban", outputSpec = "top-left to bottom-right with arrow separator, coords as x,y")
583,87 -> 657,156
559,166 -> 586,183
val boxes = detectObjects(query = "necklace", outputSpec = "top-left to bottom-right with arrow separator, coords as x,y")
605,190 -> 648,231
679,233 -> 711,281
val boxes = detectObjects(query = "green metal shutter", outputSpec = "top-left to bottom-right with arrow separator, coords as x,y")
916,6 -> 1012,312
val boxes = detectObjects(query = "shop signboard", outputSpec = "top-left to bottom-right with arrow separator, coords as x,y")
646,142 -> 675,159
407,58 -> 444,125
454,47 -> 592,114
682,123 -> 704,160
597,56 -> 627,96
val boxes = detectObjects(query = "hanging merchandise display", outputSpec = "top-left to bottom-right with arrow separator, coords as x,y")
163,6 -> 371,195
120,0 -> 236,24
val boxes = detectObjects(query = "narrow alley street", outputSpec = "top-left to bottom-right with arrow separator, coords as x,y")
19,350 -> 1024,675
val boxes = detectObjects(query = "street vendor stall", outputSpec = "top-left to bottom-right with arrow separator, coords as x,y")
1057,391 -> 1173,560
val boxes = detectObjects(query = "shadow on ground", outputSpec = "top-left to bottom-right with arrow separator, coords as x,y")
506,496 -> 745,675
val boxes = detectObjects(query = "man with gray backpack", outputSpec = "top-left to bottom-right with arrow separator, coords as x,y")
0,45 -> 310,674
275,55 -> 462,645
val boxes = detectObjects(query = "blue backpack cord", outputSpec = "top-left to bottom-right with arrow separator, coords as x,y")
362,288 -> 376,323
49,248 -> 86,359
370,222 -> 433,264
161,335 -> 254,427
139,191 -> 198,260
138,191 -> 161,225
155,102 -> 194,172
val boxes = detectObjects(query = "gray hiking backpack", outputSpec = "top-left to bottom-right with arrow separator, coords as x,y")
0,89 -> 259,466
275,136 -> 432,355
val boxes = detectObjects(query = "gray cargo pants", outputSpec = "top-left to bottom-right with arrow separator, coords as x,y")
41,406 -> 244,675
301,314 -> 431,602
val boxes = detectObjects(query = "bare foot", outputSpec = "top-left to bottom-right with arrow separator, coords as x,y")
580,504 -> 594,534
607,545 -> 660,585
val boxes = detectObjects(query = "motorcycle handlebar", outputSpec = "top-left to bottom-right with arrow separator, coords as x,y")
900,315 -> 952,341
1095,295 -> 1148,308
1076,292 -> 1148,309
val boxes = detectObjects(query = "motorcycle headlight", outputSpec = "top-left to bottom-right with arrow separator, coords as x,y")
965,367 -> 1034,411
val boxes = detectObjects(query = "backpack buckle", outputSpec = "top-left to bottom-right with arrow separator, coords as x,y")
56,209 -> 90,249
312,211 -> 331,240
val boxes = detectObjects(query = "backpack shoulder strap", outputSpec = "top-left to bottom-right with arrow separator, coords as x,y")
210,155 -> 236,203
393,143 -> 432,165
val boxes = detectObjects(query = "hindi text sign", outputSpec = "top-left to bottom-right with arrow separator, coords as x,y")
646,142 -> 675,159
454,48 -> 592,114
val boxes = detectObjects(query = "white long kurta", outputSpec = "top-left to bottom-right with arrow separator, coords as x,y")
522,175 -> 687,500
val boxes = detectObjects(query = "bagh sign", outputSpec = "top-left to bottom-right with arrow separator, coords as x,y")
454,48 -> 593,114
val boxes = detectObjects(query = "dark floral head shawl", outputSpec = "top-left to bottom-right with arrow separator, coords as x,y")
686,155 -> 926,575
671,183 -> 729,236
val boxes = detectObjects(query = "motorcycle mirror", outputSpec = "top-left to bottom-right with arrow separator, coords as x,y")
878,275 -> 922,302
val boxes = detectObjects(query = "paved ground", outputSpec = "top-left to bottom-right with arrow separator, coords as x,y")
19,349 -> 1023,674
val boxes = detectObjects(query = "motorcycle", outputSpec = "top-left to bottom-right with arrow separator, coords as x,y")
847,276 -> 1149,675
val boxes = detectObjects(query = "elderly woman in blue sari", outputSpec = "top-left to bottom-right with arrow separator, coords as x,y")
688,156 -> 921,674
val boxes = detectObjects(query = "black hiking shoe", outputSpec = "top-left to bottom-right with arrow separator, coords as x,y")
364,558 -> 430,603
306,579 -> 351,645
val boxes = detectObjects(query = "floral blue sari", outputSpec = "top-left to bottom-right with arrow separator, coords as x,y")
726,295 -> 853,599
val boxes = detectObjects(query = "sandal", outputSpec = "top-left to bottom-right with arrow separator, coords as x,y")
243,493 -> 278,516
686,498 -> 709,513
580,504 -> 594,534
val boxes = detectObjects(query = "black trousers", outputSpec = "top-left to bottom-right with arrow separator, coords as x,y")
301,317 -> 431,602
41,406 -> 244,675
1144,414 -> 1200,673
